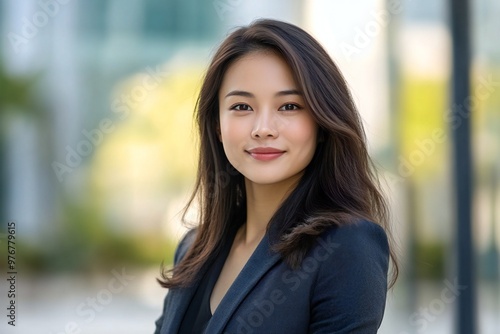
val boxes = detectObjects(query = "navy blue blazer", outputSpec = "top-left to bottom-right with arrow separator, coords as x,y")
155,220 -> 389,333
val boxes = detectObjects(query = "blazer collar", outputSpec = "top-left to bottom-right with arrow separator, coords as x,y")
205,232 -> 282,333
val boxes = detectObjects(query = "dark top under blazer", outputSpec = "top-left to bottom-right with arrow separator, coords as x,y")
154,220 -> 389,334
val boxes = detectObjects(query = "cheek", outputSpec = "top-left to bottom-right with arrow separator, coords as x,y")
220,117 -> 248,143
220,118 -> 247,160
288,118 -> 318,148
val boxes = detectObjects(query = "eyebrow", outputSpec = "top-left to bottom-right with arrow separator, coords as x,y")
224,89 -> 302,99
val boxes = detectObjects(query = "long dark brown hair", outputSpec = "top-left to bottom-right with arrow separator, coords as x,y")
159,19 -> 398,289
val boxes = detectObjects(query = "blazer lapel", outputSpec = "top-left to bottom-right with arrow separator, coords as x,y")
159,275 -> 203,334
204,232 -> 282,334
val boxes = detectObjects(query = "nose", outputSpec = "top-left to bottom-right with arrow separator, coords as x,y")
251,111 -> 278,139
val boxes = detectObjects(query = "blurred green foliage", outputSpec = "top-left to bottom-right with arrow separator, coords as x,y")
0,61 -> 45,119
397,68 -> 500,281
399,76 -> 447,178
414,241 -> 446,280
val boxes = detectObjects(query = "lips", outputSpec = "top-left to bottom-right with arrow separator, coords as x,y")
246,147 -> 285,161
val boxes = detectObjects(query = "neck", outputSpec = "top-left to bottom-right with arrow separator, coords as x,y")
239,174 -> 302,246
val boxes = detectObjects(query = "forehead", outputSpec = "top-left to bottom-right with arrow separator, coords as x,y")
219,51 -> 298,95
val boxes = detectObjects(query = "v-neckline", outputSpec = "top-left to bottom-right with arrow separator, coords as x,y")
209,223 -> 265,315
208,234 -> 235,316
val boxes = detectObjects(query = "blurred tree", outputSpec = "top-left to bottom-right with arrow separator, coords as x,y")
90,64 -> 203,237
398,76 -> 448,280
0,61 -> 41,227
399,77 -> 448,179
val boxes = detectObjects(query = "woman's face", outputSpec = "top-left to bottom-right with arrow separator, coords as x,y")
218,51 -> 318,187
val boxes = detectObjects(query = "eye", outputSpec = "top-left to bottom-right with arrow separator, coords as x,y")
279,103 -> 301,111
231,104 -> 253,111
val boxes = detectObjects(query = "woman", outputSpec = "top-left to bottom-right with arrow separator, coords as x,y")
155,19 -> 398,334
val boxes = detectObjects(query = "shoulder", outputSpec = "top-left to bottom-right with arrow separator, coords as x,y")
307,220 -> 390,331
309,219 -> 390,294
319,219 -> 389,255
173,228 -> 198,265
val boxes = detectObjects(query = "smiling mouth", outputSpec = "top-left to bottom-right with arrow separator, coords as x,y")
245,148 -> 285,161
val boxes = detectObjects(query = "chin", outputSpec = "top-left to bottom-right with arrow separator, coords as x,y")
243,173 -> 300,186
243,174 -> 282,185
